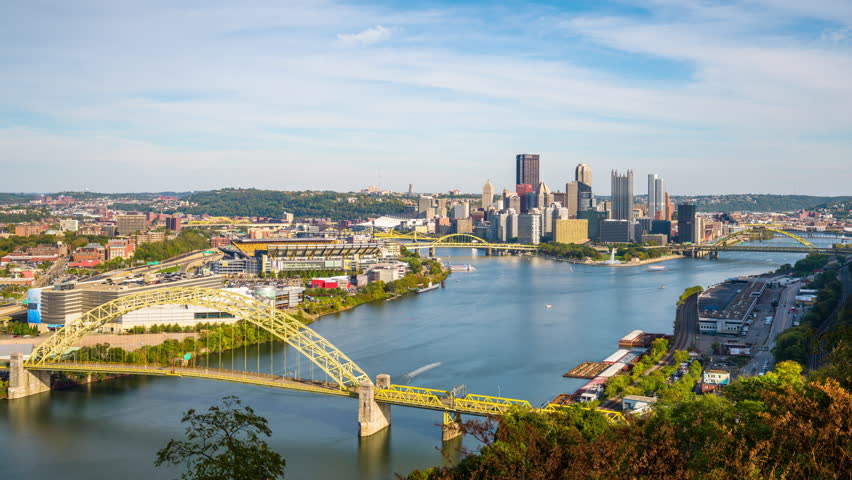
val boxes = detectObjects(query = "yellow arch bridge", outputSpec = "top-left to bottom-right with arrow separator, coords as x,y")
689,225 -> 849,256
397,233 -> 539,253
10,287 -> 622,440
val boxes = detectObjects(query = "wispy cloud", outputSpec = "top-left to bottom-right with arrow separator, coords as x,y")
0,1 -> 850,194
336,25 -> 394,46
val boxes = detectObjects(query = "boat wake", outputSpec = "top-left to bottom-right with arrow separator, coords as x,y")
401,362 -> 442,380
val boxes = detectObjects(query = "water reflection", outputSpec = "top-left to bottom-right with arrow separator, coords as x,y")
358,426 -> 392,478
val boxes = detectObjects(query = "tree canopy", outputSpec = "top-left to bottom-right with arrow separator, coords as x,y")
155,396 -> 286,480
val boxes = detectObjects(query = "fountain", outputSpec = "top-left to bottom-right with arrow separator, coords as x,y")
603,247 -> 620,265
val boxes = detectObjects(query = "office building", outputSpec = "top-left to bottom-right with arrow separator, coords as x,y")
651,220 -> 672,240
453,218 -> 473,234
536,182 -> 551,213
515,154 -> 540,187
633,222 -> 644,244
503,194 -> 521,213
577,181 -> 593,212
450,202 -> 470,219
106,240 -> 134,260
610,170 -> 633,221
165,216 -> 182,232
482,179 -> 495,208
14,225 -> 44,236
600,219 -> 631,243
665,192 -> 675,221
565,181 -> 579,217
59,219 -> 79,232
578,210 -> 608,241
575,163 -> 592,186
677,204 -> 696,243
116,215 -> 147,236
490,214 -> 506,242
641,233 -> 667,246
417,196 -> 434,217
554,219 -> 589,244
473,222 -> 491,241
647,174 -> 665,220
518,212 -> 542,245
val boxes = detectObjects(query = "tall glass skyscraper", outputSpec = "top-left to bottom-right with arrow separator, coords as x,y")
648,174 -> 665,220
610,170 -> 634,221
516,154 -> 540,187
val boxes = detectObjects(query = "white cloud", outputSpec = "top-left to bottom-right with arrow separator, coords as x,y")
336,25 -> 394,46
0,2 -> 850,194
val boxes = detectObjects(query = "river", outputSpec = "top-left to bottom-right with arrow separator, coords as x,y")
0,235 -> 845,479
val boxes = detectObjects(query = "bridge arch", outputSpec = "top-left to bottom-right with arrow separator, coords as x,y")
717,227 -> 816,250
25,287 -> 370,389
432,234 -> 492,245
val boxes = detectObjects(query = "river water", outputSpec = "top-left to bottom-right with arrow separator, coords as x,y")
0,235 -> 844,479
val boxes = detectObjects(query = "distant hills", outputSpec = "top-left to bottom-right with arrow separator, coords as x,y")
1,190 -> 849,217
670,194 -> 852,213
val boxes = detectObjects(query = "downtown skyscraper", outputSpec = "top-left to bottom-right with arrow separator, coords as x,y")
648,174 -> 665,220
575,162 -> 592,186
611,169 -> 634,221
515,154 -> 540,187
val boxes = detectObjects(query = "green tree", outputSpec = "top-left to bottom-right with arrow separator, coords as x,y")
155,396 -> 286,480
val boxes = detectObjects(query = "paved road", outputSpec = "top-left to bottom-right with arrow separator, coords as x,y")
743,283 -> 798,375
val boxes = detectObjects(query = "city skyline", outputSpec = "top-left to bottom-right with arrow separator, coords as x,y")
1,1 -> 851,195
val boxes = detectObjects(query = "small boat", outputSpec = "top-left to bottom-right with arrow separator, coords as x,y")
659,285 -> 666,289
449,264 -> 476,272
646,265 -> 667,271
546,304 -> 552,310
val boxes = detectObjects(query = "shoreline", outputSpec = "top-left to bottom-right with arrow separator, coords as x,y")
540,253 -> 684,267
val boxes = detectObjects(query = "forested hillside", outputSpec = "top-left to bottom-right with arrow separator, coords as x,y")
672,194 -> 852,213
182,189 -> 408,220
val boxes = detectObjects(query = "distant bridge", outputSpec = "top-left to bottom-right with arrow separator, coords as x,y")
398,233 -> 539,253
685,225 -> 850,256
10,287 -> 622,441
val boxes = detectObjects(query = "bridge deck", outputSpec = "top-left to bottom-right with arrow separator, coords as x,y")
25,363 -> 625,421
26,362 -> 355,397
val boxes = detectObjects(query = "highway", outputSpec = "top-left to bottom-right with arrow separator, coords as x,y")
743,281 -> 799,375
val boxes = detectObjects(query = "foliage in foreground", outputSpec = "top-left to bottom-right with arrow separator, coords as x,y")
408,361 -> 851,480
155,396 -> 285,480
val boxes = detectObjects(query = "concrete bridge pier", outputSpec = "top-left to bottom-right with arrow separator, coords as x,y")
442,411 -> 463,442
359,374 -> 391,437
428,247 -> 435,257
7,353 -> 51,399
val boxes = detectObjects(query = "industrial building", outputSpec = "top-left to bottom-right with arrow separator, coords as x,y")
33,275 -> 225,328
698,279 -> 765,334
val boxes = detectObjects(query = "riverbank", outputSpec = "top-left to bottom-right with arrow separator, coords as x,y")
541,253 -> 684,267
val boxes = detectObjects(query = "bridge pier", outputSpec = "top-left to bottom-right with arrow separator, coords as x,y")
7,353 -> 51,399
442,411 -> 463,442
359,374 -> 391,437
428,247 -> 435,257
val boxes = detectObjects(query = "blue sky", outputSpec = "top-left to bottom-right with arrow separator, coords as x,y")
1,0 -> 851,195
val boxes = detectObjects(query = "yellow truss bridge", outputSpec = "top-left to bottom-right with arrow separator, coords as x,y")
14,287 -> 623,440
713,225 -> 816,249
396,233 -> 539,252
